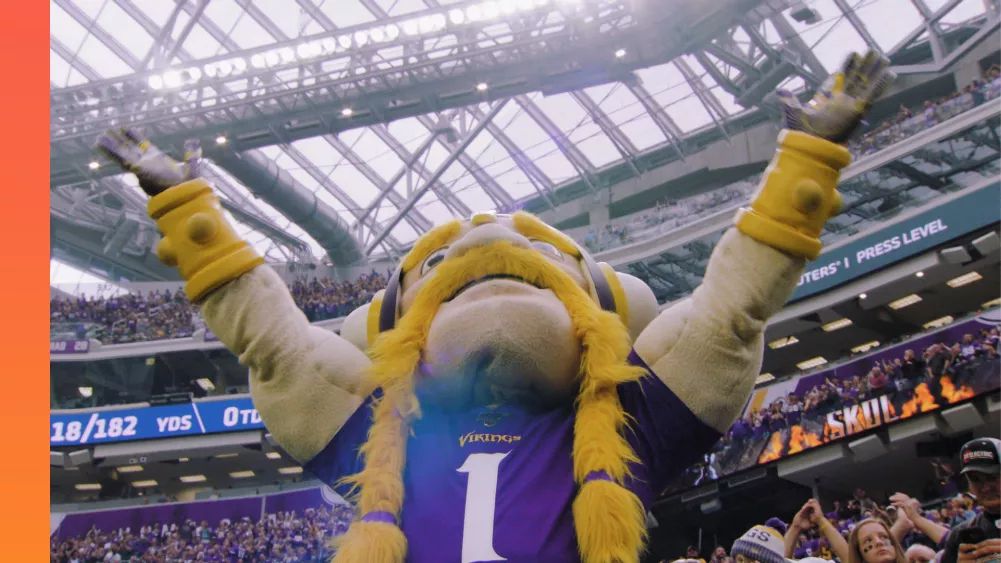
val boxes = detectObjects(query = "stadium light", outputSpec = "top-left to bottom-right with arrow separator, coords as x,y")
162,70 -> 183,89
755,373 -> 774,385
215,136 -> 227,146
888,294 -> 922,310
117,465 -> 143,473
266,451 -> 282,460
821,318 -> 853,332
195,377 -> 216,391
614,48 -> 627,58
767,335 -> 798,349
132,480 -> 158,488
88,161 -> 99,170
341,108 -> 354,117
229,470 -> 255,479
179,474 -> 207,483
279,466 -> 304,475
983,297 -> 1001,309
923,315 -> 954,330
947,271 -> 982,288
178,457 -> 190,462
850,340 -> 880,354
75,483 -> 101,491
858,293 -> 867,300
796,356 -> 828,370
131,0 -> 583,100
214,452 -> 238,459
915,271 -> 924,278
476,82 -> 489,92
78,386 -> 93,398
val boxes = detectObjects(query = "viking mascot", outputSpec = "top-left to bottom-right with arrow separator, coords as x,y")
100,51 -> 892,563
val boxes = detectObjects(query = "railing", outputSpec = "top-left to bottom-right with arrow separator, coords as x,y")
582,80 -> 1001,255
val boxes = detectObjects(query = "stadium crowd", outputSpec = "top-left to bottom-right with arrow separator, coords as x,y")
674,487 -> 990,563
734,326 -> 999,438
50,504 -> 354,563
673,321 -> 1000,491
849,69 -> 1001,158
581,183 -> 754,252
50,271 -> 390,344
583,69 -> 1001,255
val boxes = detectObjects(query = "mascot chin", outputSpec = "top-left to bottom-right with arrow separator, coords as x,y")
99,52 -> 892,563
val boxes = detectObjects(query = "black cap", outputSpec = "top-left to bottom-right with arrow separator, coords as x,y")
960,437 -> 1001,475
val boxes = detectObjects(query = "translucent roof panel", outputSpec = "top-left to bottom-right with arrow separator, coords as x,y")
938,0 -> 987,26
93,3 -> 153,61
636,62 -> 713,132
51,0 -> 977,274
531,93 -> 620,167
851,0 -> 924,52
585,83 -> 668,150
317,0 -> 378,27
788,1 -> 870,72
494,102 -> 577,183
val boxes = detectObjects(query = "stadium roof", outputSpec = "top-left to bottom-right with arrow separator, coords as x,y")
50,0 -> 997,282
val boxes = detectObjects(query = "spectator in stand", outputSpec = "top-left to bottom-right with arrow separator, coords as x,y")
785,499 -> 852,562
51,503 -> 356,562
710,545 -> 731,563
680,545 -> 708,563
888,492 -> 950,546
938,437 -> 1001,563
51,271 -> 390,345
904,544 -> 935,563
732,521 -> 827,563
845,518 -> 908,563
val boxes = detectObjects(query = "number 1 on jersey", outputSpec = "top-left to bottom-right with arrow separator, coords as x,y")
457,451 -> 510,563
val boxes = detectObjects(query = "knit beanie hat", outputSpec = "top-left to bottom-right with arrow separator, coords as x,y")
731,525 -> 786,563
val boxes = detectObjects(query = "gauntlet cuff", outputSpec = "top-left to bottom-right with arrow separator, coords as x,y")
736,130 -> 851,260
148,180 -> 264,302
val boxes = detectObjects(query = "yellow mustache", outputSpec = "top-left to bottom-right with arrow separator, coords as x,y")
409,241 -> 587,313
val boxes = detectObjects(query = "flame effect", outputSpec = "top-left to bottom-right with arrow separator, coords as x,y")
901,383 -> 939,417
758,431 -> 784,463
787,424 -> 824,455
940,375 -> 975,403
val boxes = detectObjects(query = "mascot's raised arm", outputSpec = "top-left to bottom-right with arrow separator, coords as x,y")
98,51 -> 892,563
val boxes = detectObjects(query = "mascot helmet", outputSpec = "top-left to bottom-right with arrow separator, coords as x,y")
341,211 -> 658,351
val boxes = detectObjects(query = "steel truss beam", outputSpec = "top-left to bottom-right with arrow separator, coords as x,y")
52,0 -> 771,188
55,0 -> 345,267
626,82 -> 687,159
831,0 -> 881,51
673,59 -> 731,140
514,95 -> 598,191
321,135 -> 433,232
51,36 -> 101,81
415,114 -> 514,212
366,100 -> 507,254
569,90 -> 641,175
368,124 -> 473,219
465,105 -> 558,210
53,0 -> 142,69
279,144 -> 404,254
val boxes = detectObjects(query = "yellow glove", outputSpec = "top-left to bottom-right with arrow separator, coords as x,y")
735,130 -> 851,260
148,180 -> 264,302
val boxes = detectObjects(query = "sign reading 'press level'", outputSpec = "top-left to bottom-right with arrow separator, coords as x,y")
791,184 -> 1000,302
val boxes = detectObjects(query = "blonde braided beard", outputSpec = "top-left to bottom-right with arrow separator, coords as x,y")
332,241 -> 649,563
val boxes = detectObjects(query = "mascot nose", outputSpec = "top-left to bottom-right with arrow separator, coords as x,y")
445,222 -> 531,261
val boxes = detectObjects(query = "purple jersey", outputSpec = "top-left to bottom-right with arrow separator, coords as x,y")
305,351 -> 720,562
